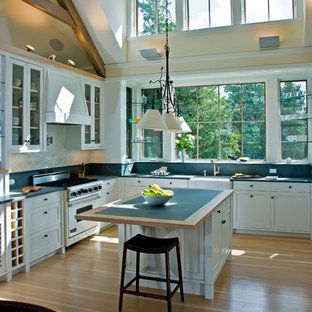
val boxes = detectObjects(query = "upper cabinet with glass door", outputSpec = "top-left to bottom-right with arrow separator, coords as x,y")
8,58 -> 43,153
82,81 -> 103,149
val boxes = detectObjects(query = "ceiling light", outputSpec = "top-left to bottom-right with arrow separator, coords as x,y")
67,59 -> 75,66
137,0 -> 191,133
25,44 -> 35,53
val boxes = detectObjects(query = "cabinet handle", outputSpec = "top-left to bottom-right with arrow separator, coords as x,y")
250,184 -> 253,188
43,211 -> 48,214
106,192 -> 110,195
138,180 -> 141,183
44,198 -> 48,201
91,139 -> 96,142
250,195 -> 253,198
24,139 -> 30,143
107,182 -> 110,186
170,182 -> 172,185
271,196 -> 274,199
217,210 -> 221,213
221,220 -> 226,224
44,234 -> 48,238
288,186 -> 292,189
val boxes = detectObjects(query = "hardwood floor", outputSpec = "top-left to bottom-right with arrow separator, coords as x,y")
0,226 -> 311,312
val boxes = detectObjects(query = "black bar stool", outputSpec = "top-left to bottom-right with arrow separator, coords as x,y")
119,234 -> 184,312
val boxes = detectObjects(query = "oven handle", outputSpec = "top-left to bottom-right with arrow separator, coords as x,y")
68,194 -> 101,206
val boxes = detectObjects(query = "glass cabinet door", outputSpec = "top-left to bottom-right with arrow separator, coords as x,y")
29,68 -> 41,146
11,64 -> 24,146
84,84 -> 91,144
94,86 -> 101,144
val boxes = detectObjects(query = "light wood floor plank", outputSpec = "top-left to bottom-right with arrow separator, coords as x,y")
0,227 -> 311,312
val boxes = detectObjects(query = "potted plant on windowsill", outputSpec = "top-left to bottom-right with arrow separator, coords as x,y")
175,133 -> 195,162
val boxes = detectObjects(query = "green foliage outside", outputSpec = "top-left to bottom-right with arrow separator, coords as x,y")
138,0 -> 176,36
176,83 -> 266,160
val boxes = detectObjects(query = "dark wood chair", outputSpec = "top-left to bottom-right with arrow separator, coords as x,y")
119,234 -> 184,312
0,300 -> 56,311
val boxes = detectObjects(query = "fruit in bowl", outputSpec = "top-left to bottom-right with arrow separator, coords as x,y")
142,184 -> 174,206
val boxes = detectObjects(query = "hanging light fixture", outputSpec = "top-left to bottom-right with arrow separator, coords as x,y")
137,0 -> 191,133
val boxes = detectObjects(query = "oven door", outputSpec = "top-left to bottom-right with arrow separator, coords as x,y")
67,197 -> 99,238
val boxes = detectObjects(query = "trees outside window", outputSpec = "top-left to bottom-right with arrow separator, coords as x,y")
137,0 -> 176,36
280,81 -> 308,160
176,83 -> 265,160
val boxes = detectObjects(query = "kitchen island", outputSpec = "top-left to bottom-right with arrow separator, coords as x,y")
76,188 -> 233,299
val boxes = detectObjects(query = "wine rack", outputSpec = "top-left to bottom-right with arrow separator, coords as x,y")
9,200 -> 25,270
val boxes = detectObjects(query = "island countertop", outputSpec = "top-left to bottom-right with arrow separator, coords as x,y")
76,188 -> 233,229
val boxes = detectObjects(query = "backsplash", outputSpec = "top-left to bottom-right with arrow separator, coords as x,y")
9,125 -> 106,172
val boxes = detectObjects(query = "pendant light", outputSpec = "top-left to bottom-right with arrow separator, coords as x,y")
136,0 -> 191,133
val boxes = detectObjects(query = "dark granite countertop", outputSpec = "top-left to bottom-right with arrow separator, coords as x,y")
230,177 -> 312,183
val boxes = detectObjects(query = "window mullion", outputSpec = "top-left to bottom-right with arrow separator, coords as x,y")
240,85 -> 243,157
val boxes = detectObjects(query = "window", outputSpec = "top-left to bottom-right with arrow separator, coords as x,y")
137,0 -> 176,36
188,0 -> 231,30
280,81 -> 308,160
244,0 -> 293,24
176,83 -> 266,160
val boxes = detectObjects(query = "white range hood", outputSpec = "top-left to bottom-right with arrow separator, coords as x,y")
45,70 -> 91,125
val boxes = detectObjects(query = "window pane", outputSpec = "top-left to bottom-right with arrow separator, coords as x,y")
158,0 -> 176,34
281,120 -> 307,160
176,87 -> 197,122
198,123 -> 219,159
280,81 -> 307,115
220,85 -> 241,122
242,83 -> 265,121
138,0 -> 157,35
189,0 -> 209,30
198,86 -> 218,122
270,0 -> 293,21
210,0 -> 231,27
245,0 -> 268,23
243,122 -> 265,159
220,122 -> 241,159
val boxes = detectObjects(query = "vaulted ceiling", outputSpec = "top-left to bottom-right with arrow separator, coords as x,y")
0,0 -> 127,76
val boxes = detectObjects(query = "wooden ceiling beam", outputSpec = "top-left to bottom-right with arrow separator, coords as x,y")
56,0 -> 106,78
22,0 -> 106,78
22,0 -> 76,28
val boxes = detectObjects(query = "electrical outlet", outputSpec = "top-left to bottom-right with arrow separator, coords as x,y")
9,179 -> 15,185
269,168 -> 277,174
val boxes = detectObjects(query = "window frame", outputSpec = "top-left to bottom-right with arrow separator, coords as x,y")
175,82 -> 266,160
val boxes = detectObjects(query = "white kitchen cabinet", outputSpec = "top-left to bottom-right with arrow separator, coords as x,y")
7,58 -> 44,153
233,181 -> 311,234
101,178 -> 120,204
271,183 -> 310,233
5,199 -> 27,280
67,79 -> 103,150
25,192 -> 63,264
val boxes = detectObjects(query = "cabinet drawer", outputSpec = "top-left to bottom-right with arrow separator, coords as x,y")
31,226 -> 62,262
31,203 -> 60,234
102,178 -> 119,188
123,178 -> 151,187
233,181 -> 270,191
157,179 -> 188,188
28,192 -> 60,209
270,182 -> 310,193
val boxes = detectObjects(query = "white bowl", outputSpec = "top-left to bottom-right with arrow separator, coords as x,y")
143,195 -> 173,206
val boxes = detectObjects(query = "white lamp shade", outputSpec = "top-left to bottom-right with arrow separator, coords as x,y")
176,116 -> 191,133
136,109 -> 167,130
161,113 -> 183,132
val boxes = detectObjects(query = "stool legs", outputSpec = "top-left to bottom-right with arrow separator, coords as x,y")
165,251 -> 172,312
136,251 -> 140,293
176,241 -> 184,302
119,247 -> 127,312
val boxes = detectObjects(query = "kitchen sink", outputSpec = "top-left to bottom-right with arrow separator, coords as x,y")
189,176 -> 232,190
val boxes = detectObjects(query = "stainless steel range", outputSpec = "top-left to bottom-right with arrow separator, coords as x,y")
33,171 -> 103,247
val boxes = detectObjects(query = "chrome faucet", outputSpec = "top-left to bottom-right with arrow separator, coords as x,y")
211,159 -> 220,176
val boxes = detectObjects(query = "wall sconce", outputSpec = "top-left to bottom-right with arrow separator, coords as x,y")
48,54 -> 56,61
67,59 -> 75,66
25,44 -> 35,53
259,36 -> 280,49
140,48 -> 163,59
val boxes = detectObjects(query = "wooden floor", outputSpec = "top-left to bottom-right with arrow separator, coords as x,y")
0,226 -> 311,312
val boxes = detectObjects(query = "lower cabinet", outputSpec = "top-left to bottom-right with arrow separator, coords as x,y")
25,192 -> 63,264
0,204 -> 6,278
234,181 -> 311,234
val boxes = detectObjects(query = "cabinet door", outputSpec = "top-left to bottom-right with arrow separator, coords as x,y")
0,204 -> 6,277
82,82 -> 103,149
9,58 -> 43,152
271,192 -> 311,232
234,191 -> 271,229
